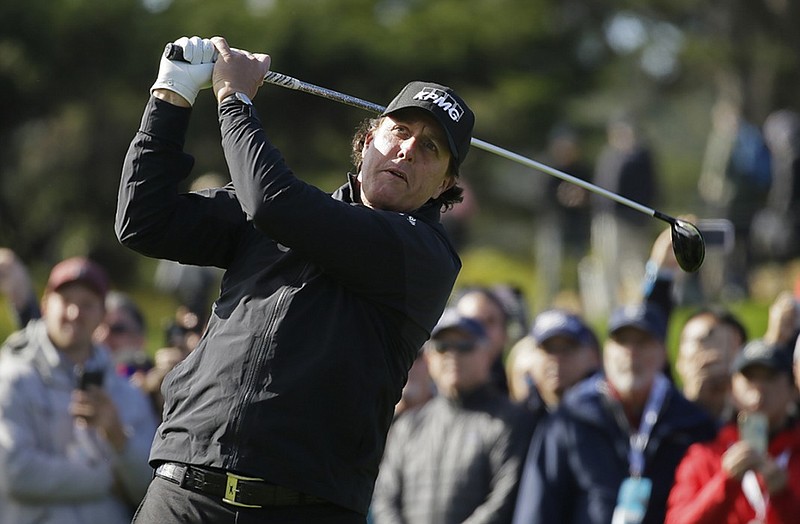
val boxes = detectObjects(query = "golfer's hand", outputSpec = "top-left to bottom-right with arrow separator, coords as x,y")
722,441 -> 763,481
152,36 -> 218,107
211,36 -> 271,103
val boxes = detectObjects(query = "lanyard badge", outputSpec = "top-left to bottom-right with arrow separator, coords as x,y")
612,476 -> 653,524
609,374 -> 669,524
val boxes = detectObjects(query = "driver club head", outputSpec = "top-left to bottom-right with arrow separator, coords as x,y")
671,219 -> 705,272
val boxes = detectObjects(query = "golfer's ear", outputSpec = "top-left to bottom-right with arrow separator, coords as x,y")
433,174 -> 456,198
364,129 -> 375,149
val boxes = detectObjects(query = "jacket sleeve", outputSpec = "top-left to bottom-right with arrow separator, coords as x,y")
116,97 -> 248,268
217,100 -> 460,303
511,415 -> 574,524
370,416 -> 409,524
464,408 -> 531,524
665,444 -> 741,524
768,451 -> 800,522
512,424 -> 546,524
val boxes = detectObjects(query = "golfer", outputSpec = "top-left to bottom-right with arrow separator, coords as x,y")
117,36 -> 475,524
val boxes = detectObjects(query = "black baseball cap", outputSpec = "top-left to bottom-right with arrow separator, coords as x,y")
608,303 -> 667,343
430,308 -> 487,340
531,309 -> 596,347
733,339 -> 793,376
382,81 -> 475,167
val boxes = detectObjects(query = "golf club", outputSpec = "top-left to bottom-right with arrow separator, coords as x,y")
165,44 -> 706,273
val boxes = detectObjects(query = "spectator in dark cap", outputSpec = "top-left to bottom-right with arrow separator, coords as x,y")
667,339 -> 800,523
513,302 -> 716,524
511,309 -> 600,521
372,308 -> 532,524
0,257 -> 157,523
525,309 -> 600,410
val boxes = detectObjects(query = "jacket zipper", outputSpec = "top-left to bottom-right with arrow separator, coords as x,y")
226,261 -> 313,467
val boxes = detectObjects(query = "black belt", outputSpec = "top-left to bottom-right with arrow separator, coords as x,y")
155,462 -> 329,508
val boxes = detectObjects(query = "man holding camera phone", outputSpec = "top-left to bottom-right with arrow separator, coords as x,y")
0,257 -> 158,524
666,339 -> 800,523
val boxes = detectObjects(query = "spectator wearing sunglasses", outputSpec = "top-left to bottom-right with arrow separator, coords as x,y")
371,308 -> 533,524
93,291 -> 148,366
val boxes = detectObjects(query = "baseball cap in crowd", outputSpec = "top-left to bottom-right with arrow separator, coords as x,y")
530,309 -> 596,348
382,81 -> 475,167
733,339 -> 793,377
431,308 -> 487,340
795,332 -> 800,363
46,257 -> 110,299
608,303 -> 667,343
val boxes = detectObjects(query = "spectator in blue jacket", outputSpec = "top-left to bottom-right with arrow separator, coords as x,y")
512,302 -> 717,524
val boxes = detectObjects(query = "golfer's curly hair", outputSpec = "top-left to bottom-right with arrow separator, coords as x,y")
350,116 -> 464,212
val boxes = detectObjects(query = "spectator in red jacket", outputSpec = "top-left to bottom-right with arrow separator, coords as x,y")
666,339 -> 800,524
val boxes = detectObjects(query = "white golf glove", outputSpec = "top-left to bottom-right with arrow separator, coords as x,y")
151,36 -> 218,105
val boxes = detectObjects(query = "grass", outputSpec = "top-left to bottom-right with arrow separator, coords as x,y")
0,247 -> 787,365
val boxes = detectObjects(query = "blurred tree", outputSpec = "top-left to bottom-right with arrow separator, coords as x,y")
0,0 -> 797,288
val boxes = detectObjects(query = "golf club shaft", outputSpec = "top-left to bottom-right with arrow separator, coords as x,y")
163,44 -> 673,223
262,70 -> 673,224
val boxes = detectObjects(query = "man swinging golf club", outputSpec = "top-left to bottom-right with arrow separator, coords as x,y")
117,35 -> 474,523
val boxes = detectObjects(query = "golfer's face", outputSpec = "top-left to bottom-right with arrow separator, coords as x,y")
358,110 -> 454,212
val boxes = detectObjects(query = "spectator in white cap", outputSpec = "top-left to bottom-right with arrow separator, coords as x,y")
372,308 -> 532,524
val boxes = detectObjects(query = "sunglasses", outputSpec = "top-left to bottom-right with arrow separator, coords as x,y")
109,323 -> 137,335
432,340 -> 478,354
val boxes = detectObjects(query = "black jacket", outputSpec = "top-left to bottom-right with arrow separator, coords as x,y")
116,96 -> 461,515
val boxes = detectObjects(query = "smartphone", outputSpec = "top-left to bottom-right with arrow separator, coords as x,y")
696,218 -> 735,254
738,411 -> 768,455
77,368 -> 105,390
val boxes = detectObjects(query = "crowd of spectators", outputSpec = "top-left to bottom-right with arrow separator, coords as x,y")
0,103 -> 797,524
2,222 -> 800,523
367,219 -> 800,523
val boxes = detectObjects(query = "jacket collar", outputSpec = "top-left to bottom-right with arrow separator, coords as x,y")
333,173 -> 443,224
562,373 -> 707,432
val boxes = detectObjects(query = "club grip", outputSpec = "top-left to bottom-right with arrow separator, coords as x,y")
164,43 -> 186,62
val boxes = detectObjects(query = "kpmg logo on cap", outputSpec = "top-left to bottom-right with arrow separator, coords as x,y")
412,87 -> 464,122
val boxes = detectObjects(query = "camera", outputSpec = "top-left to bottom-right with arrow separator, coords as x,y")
737,411 -> 768,455
77,367 -> 105,390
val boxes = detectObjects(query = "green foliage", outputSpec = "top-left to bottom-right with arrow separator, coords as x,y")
1,0 -> 799,304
